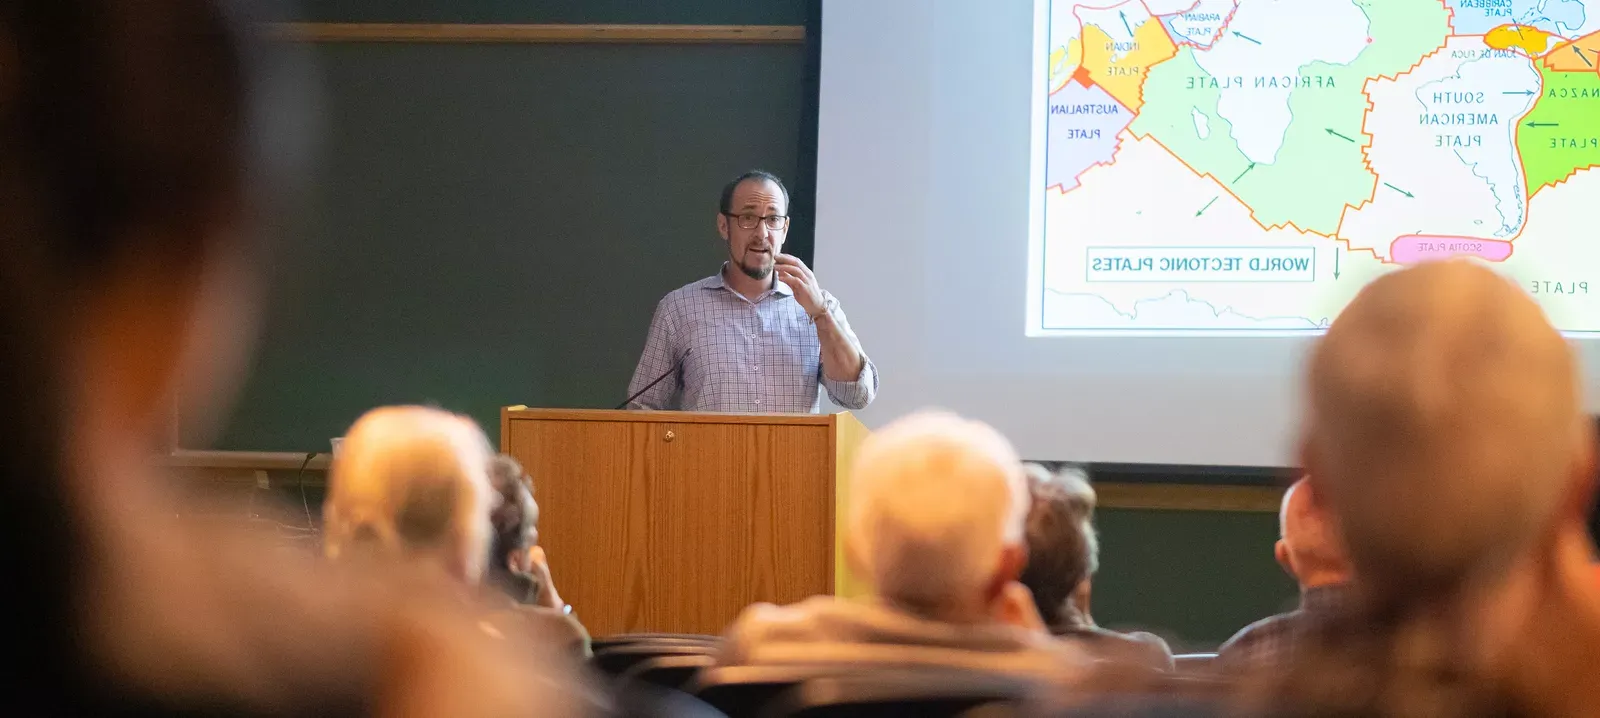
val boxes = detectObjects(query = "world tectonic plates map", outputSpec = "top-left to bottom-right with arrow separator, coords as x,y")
1036,0 -> 1600,334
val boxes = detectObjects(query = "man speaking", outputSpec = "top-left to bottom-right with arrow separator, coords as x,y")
625,170 -> 878,413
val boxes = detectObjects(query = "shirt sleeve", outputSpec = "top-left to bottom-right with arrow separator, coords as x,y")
818,293 -> 878,410
625,296 -> 682,410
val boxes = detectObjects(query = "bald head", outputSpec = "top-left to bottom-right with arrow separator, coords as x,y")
1303,260 -> 1587,593
846,411 -> 1030,620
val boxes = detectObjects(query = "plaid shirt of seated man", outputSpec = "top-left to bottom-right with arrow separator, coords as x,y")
1215,479 -> 1354,674
1214,582 -> 1352,674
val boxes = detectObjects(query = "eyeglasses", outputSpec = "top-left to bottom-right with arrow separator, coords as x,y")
723,212 -> 790,231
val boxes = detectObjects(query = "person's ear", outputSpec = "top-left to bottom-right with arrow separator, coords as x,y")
716,212 -> 730,242
995,581 -> 1047,632
984,543 -> 1028,604
1071,579 -> 1092,617
998,543 -> 1027,583
1275,538 -> 1295,580
985,545 -> 1041,630
506,548 -> 526,574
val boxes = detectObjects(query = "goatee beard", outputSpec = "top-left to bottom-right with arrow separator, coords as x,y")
739,253 -> 773,280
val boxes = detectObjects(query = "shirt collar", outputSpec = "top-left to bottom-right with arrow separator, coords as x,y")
702,263 -> 794,297
1300,582 -> 1351,614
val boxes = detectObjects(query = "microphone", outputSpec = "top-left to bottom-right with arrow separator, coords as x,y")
616,349 -> 691,410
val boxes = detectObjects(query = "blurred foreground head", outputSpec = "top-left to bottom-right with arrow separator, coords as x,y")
0,0 -> 310,694
1302,259 -> 1589,597
324,406 -> 497,585
846,410 -> 1030,622
0,0 -> 313,449
0,2 -> 595,714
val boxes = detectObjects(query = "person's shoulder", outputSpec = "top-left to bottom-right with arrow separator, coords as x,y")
726,596 -> 844,635
1058,626 -> 1174,672
1119,629 -> 1171,652
1113,629 -> 1174,668
1214,610 -> 1298,672
721,596 -> 883,651
720,596 -> 833,664
494,604 -> 590,656
1219,611 -> 1295,651
667,275 -> 720,298
654,276 -> 719,313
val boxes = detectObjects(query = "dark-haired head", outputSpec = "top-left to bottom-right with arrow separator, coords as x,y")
1019,463 -> 1099,631
487,454 -> 543,603
716,169 -> 790,281
719,169 -> 789,215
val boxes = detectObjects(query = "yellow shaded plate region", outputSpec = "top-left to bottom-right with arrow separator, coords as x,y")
1484,23 -> 1555,55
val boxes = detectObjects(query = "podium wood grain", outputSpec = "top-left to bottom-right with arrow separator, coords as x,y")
502,409 -> 854,636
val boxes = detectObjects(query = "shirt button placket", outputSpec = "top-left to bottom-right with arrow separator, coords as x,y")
750,316 -> 761,411
749,319 -> 760,373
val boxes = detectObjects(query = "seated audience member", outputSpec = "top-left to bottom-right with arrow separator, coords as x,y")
324,407 -> 495,581
719,411 -> 1085,680
1,0 -> 589,712
1238,260 -> 1600,717
486,453 -> 591,656
1214,478 -> 1351,673
1019,464 -> 1174,671
324,407 -> 590,654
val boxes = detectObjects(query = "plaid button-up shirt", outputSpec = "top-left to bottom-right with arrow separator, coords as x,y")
625,267 -> 878,413
1214,583 -> 1351,674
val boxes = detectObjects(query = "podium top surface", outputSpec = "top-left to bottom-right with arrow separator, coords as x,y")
502,407 -> 852,427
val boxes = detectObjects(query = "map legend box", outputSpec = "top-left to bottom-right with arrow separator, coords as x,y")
1085,246 -> 1317,282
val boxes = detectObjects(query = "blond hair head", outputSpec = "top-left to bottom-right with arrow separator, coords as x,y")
846,410 -> 1029,618
323,406 -> 496,584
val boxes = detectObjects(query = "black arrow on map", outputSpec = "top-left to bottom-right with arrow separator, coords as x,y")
1526,120 -> 1560,128
1577,46 -> 1595,67
1325,128 -> 1357,142
1502,89 -> 1536,95
1334,252 -> 1341,280
1383,182 -> 1414,198
1231,162 -> 1257,184
1119,11 -> 1134,36
1232,30 -> 1262,45
1195,197 -> 1218,217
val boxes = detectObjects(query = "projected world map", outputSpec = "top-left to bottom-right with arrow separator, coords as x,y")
1035,0 -> 1600,335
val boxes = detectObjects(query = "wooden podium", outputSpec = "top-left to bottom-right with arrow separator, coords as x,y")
500,408 -> 870,637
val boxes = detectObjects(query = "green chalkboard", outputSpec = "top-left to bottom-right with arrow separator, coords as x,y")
209,41 -> 808,451
1095,508 -> 1297,647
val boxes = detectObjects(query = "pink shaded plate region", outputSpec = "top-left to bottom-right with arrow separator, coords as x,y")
1389,235 -> 1512,264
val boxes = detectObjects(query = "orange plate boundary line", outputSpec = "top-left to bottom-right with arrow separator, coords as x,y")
1054,0 -> 1455,265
